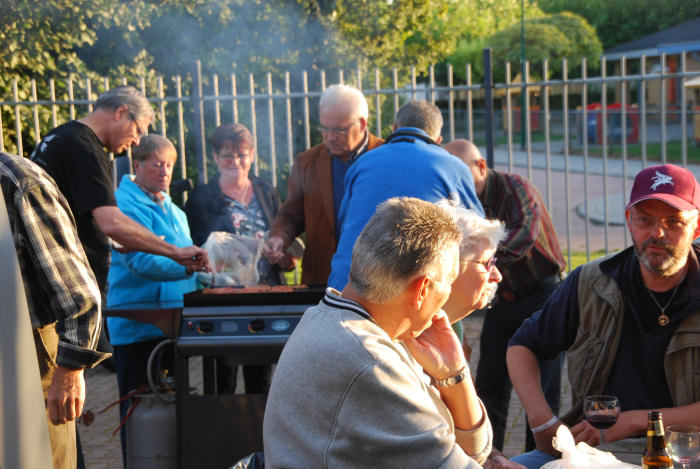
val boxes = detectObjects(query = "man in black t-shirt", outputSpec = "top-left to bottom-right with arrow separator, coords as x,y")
32,85 -> 210,290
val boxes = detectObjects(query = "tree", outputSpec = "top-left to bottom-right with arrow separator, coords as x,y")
445,0 -> 545,82
1,1 -> 126,152
490,12 -> 602,77
327,0 -> 463,73
447,10 -> 602,82
537,0 -> 700,50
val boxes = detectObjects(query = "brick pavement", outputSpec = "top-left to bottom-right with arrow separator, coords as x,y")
81,313 -> 570,467
81,356 -> 204,469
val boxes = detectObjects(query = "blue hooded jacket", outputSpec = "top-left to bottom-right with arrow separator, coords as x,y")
106,175 -> 197,346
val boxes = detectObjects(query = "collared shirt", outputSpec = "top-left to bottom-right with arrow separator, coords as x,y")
135,182 -> 165,207
0,152 -> 107,369
331,130 -> 370,239
480,170 -> 566,295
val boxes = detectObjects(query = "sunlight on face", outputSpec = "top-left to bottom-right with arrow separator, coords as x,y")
628,200 -> 698,278
133,145 -> 176,195
443,244 -> 502,321
401,242 -> 460,341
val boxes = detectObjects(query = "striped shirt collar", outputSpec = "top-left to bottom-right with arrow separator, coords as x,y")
322,287 -> 373,322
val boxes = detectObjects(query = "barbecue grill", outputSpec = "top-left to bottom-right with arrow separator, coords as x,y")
106,285 -> 326,469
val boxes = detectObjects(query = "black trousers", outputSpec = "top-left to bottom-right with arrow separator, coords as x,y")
474,284 -> 564,451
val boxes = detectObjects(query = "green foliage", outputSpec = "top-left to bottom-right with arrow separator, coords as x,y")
329,0 -> 462,74
448,10 -> 601,83
453,0 -> 545,41
0,0 -> 606,160
130,0 -> 339,77
489,12 -> 602,77
445,0 -> 545,82
537,0 -> 700,50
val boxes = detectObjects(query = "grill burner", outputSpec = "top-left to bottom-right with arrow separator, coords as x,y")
178,285 -> 325,361
105,285 -> 327,468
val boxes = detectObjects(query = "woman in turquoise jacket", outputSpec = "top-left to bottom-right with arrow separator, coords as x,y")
106,134 -> 197,465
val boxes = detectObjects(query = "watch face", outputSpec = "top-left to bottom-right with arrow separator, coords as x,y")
434,367 -> 468,388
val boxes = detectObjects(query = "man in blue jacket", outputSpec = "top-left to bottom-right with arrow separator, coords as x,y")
327,100 -> 483,290
106,134 -> 198,466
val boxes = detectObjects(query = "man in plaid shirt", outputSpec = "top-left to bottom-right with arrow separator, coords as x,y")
0,151 -> 109,469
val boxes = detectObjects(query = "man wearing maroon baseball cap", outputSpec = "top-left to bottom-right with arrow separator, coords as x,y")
506,163 -> 700,469
626,163 -> 700,213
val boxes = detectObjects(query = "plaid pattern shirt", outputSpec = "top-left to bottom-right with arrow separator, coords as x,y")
480,170 -> 566,295
0,152 -> 107,369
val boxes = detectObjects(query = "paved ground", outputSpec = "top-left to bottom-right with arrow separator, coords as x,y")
81,356 -> 205,469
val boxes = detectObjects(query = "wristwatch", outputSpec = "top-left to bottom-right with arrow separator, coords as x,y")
432,366 -> 469,388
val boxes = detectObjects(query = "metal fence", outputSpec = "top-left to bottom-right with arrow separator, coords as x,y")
2,49 -> 700,268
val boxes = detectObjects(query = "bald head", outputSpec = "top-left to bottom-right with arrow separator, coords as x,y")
444,139 -> 487,197
444,139 -> 481,165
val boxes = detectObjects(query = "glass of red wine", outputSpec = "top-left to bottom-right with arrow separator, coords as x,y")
583,395 -> 620,445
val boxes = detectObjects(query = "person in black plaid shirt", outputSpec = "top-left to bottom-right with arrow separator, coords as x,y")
0,151 -> 110,469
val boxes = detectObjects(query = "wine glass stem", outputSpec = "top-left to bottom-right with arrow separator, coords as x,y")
682,464 -> 690,469
600,429 -> 606,445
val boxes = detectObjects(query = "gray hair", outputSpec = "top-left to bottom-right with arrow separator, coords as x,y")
132,134 -> 175,163
394,100 -> 443,139
348,197 -> 462,303
436,200 -> 505,264
319,84 -> 369,122
94,86 -> 155,123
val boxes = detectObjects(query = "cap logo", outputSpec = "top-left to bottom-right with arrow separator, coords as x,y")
650,171 -> 673,191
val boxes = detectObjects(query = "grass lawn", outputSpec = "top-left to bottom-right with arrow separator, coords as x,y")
473,134 -> 700,163
579,140 -> 700,163
564,249 -> 610,272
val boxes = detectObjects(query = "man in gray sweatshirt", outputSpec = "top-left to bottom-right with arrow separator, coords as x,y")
264,197 -> 492,468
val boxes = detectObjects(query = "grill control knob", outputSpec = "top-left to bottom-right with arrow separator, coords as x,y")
197,321 -> 214,334
248,319 -> 265,333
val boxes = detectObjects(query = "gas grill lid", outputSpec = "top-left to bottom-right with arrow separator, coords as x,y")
183,285 -> 326,308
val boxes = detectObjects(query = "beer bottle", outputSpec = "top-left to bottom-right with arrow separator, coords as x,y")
641,411 -> 672,468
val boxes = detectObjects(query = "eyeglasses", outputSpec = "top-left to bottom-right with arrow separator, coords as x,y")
470,256 -> 498,273
217,151 -> 250,161
630,213 -> 696,232
128,112 -> 147,137
143,160 -> 174,170
318,120 -> 358,136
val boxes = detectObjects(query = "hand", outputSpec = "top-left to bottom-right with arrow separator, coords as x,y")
46,366 -> 85,425
532,421 -> 563,457
605,409 -> 645,442
277,252 -> 298,272
463,336 -> 473,363
570,419 -> 600,446
111,238 -> 134,254
483,449 -> 527,469
262,236 -> 286,263
404,310 -> 466,380
174,246 -> 212,272
571,409 -> 645,446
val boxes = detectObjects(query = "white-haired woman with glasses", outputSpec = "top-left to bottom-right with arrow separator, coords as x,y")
439,202 -> 506,325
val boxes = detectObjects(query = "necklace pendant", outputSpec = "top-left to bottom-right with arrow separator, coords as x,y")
658,313 -> 670,326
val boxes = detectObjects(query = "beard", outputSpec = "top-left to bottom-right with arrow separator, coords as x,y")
634,236 -> 689,277
481,282 -> 499,306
